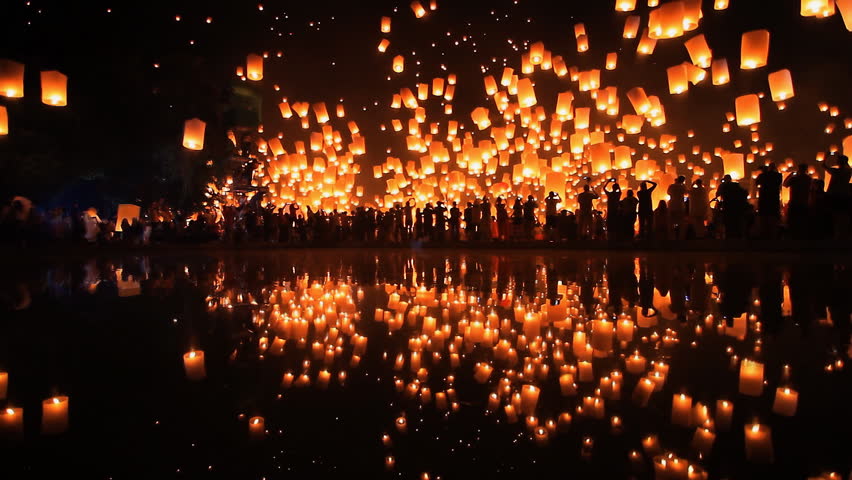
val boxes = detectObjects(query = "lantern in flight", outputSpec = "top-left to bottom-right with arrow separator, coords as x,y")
381,16 -> 392,32
393,55 -> 405,73
0,106 -> 7,135
411,1 -> 427,18
649,1 -> 685,39
735,94 -> 761,126
623,16 -> 641,38
723,153 -> 745,179
247,54 -> 263,81
667,64 -> 689,94
0,59 -> 24,98
517,78 -> 537,108
712,58 -> 730,85
616,0 -> 637,12
182,118 -> 206,150
838,0 -> 852,30
768,69 -> 795,101
741,30 -> 770,70
801,0 -> 832,16
40,71 -> 67,106
684,34 -> 712,68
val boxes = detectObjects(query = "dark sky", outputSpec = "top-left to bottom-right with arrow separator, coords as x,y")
1,0 -> 851,203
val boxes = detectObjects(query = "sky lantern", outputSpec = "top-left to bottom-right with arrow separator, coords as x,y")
627,87 -> 651,114
40,71 -> 68,106
517,78 -> 537,107
735,94 -> 761,126
636,29 -> 658,55
712,58 -> 730,85
556,91 -> 574,116
667,64 -> 689,94
381,16 -> 391,33
741,30 -> 770,70
246,54 -> 263,81
530,41 -> 545,64
576,34 -> 590,52
723,153 -> 745,179
623,114 -> 644,134
278,101 -> 293,118
411,1 -> 427,18
838,0 -> 852,30
616,0 -> 637,12
714,0 -> 729,9
182,118 -> 206,150
0,106 -> 7,135
0,59 -> 24,98
682,0 -> 703,31
393,55 -> 405,73
649,1 -> 685,39
590,143 -> 613,173
800,0 -> 832,16
378,39 -> 390,53
312,102 -> 330,124
623,16 -> 641,38
768,69 -> 795,101
614,145 -> 632,168
606,52 -> 618,70
843,135 -> 852,156
684,34 -> 712,68
471,107 -> 491,130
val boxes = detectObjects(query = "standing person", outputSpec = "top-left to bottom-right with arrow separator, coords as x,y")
480,197 -> 493,241
689,179 -> 710,239
577,182 -> 599,240
544,191 -> 562,238
449,201 -> 461,241
511,196 -> 523,240
522,195 -> 538,240
423,203 -> 435,240
653,200 -> 669,240
637,180 -> 657,240
495,197 -> 509,240
434,201 -> 448,242
620,190 -> 639,240
404,199 -> 416,240
823,154 -> 851,239
716,175 -> 748,239
667,176 -> 688,240
783,164 -> 812,239
755,163 -> 783,239
603,179 -> 622,241
463,202 -> 475,240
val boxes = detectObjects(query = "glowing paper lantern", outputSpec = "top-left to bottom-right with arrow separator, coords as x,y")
735,94 -> 761,126
843,135 -> 852,157
182,118 -> 206,150
556,91 -> 574,116
115,204 -> 141,232
606,52 -> 618,70
723,153 -> 745,179
801,0 -> 831,16
712,58 -> 730,85
715,0 -> 729,9
0,59 -> 24,98
838,0 -> 852,30
636,29 -> 658,55
623,15 -> 641,38
40,71 -> 67,106
682,0 -> 703,31
649,1 -> 685,39
411,1 -> 427,18
590,143 -> 613,173
741,30 -> 770,70
623,114 -> 644,134
378,39 -> 390,53
517,78 -> 537,108
471,107 -> 491,130
247,54 -> 263,81
614,145 -> 632,168
667,64 -> 689,94
381,16 -> 392,33
768,69 -> 795,101
576,34 -> 589,52
393,55 -> 405,73
616,0 -> 637,11
684,34 -> 712,68
0,106 -> 7,135
627,87 -> 651,114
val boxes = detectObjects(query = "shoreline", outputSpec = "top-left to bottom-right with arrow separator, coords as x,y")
1,238 -> 851,261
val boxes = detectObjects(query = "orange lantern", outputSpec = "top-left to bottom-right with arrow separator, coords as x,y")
381,16 -> 392,33
247,54 -> 263,81
623,15 -> 641,38
636,29 -> 658,55
606,52 -> 618,70
0,105 -> 7,135
735,94 -> 761,126
411,1 -> 427,18
684,34 -> 712,68
627,87 -> 651,114
838,0 -> 852,30
0,59 -> 24,98
667,64 -> 689,94
40,71 -> 67,106
723,153 -> 745,180
741,30 -> 770,70
378,39 -> 390,53
616,0 -> 637,11
712,58 -> 730,85
715,0 -> 729,9
393,55 -> 405,73
768,69 -> 795,101
590,143 -> 613,173
800,0 -> 832,16
517,78 -> 537,108
182,118 -> 206,150
649,1 -> 685,39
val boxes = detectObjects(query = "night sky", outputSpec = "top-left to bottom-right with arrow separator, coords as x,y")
1,0 -> 851,207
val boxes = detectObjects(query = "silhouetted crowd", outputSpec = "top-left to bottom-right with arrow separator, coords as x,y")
2,155 -> 850,247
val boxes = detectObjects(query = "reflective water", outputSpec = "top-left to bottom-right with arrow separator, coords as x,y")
0,250 -> 850,479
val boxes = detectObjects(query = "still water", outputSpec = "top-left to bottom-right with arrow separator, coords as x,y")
0,250 -> 850,479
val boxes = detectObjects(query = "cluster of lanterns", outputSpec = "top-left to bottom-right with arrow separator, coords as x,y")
180,0 -> 852,217
0,59 -> 68,137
